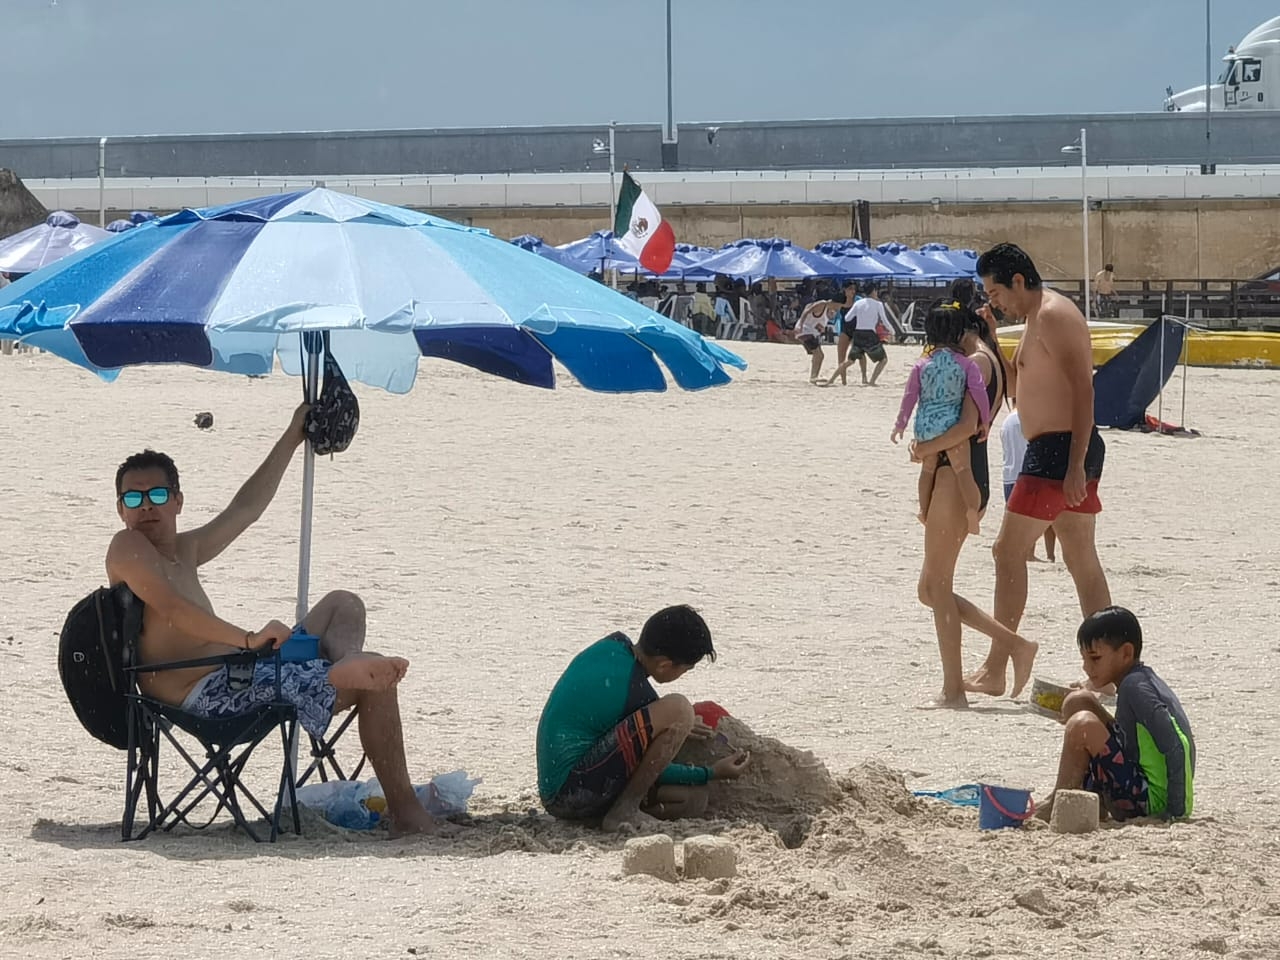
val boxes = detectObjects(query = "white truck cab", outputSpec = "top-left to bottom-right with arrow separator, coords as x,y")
1165,16 -> 1280,112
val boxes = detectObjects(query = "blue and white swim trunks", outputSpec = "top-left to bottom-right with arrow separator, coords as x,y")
181,660 -> 337,738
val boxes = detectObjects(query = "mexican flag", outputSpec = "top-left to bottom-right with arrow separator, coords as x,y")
613,171 -> 676,274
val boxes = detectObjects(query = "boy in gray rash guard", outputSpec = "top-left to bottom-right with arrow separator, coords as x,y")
1038,606 -> 1195,822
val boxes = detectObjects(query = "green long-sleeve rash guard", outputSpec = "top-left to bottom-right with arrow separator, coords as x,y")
1116,662 -> 1196,819
536,633 -> 710,801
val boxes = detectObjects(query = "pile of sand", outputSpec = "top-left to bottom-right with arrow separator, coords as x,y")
674,716 -> 928,847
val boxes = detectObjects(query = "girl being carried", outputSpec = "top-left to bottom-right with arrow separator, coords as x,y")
891,300 -> 993,533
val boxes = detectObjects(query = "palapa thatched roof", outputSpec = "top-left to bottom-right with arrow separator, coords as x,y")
0,168 -> 48,242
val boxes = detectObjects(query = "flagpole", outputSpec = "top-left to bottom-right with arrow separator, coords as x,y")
608,121 -> 617,290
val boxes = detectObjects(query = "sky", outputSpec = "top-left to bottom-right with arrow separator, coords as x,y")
2,0 -> 1275,139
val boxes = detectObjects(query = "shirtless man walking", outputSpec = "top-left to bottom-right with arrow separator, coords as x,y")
106,404 -> 446,836
966,243 -> 1112,697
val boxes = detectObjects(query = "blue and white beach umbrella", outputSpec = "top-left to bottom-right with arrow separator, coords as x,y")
695,238 -> 845,280
0,188 -> 744,395
0,188 -> 745,616
0,210 -> 110,274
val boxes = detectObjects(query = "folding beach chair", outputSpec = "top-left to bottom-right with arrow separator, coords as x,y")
58,584 -> 359,842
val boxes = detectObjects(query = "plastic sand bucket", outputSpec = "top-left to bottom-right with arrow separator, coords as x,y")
978,784 -> 1035,830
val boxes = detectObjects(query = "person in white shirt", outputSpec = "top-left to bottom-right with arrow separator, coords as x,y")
1001,407 -> 1056,562
827,284 -> 889,386
795,299 -> 838,383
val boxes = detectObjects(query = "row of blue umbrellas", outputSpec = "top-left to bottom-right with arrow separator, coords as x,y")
517,232 -> 978,281
5,211 -> 976,284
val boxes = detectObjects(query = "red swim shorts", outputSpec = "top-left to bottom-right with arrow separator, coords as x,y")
1006,476 -> 1102,522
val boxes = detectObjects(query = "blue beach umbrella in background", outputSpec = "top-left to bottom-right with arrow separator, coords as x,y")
919,242 -> 979,277
876,242 -> 969,280
0,187 -> 745,617
0,210 -> 110,274
105,219 -> 136,234
509,234 -> 585,272
813,240 -> 902,279
694,237 -> 845,280
555,230 -> 642,274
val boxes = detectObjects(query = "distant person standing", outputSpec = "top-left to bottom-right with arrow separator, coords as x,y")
827,283 -> 889,386
690,283 -> 715,336
795,299 -> 837,383
1093,264 -> 1117,318
826,281 -> 859,385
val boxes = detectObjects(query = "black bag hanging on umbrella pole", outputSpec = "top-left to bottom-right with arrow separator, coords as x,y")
294,330 -> 360,623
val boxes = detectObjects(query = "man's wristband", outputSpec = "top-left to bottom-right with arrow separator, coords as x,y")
243,630 -> 253,649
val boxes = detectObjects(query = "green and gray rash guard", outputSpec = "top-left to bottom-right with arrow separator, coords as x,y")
536,633 -> 710,802
1116,663 -> 1195,818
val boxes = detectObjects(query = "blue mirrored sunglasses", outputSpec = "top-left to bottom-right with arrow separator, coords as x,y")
119,486 -> 172,509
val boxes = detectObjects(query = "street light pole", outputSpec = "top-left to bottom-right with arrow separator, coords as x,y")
665,0 -> 674,142
98,137 -> 107,227
608,120 -> 617,234
1062,129 -> 1090,321
1081,127 -> 1090,323
1205,0 -> 1212,169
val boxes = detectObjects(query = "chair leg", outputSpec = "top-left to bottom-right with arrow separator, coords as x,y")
296,708 -> 364,788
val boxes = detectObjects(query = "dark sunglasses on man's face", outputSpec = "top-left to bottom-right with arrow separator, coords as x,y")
119,486 -> 172,509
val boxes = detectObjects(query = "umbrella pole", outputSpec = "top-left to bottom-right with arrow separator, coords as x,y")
295,336 -> 321,625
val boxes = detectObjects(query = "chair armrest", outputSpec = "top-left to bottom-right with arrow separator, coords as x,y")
130,646 -> 274,675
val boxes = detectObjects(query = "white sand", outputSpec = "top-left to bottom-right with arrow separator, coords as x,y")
2,342 -> 1278,959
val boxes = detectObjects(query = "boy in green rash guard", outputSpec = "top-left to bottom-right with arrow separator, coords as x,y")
1038,606 -> 1196,823
536,605 -> 751,831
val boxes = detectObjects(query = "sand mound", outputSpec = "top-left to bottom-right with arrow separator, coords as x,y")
673,716 -> 928,848
676,716 -> 841,823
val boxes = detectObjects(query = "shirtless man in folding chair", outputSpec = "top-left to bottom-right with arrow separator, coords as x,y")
105,403 -> 447,837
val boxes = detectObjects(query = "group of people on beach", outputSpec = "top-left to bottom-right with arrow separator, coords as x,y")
101,243 -> 1193,838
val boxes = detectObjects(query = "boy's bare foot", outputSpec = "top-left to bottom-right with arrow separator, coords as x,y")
963,667 -> 1006,697
1009,640 -> 1040,700
1033,794 -> 1054,823
328,653 -> 409,691
966,509 -> 981,535
917,692 -> 970,710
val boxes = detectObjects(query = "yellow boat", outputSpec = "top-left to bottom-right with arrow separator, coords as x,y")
997,322 -> 1280,369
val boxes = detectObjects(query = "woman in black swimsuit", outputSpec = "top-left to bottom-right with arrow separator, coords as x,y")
908,302 -> 1039,709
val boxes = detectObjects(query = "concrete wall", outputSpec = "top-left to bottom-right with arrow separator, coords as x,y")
448,198 -> 1280,281
6,112 -> 1280,179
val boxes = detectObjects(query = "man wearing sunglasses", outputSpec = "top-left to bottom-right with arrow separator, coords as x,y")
105,403 -> 447,838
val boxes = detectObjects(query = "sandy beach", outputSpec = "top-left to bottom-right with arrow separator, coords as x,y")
1,340 -> 1278,960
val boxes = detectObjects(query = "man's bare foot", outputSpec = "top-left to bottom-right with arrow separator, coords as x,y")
328,653 -> 409,691
963,667 -> 1006,697
1009,640 -> 1040,700
917,692 -> 970,710
917,511 -> 928,526
601,808 -> 665,834
966,509 -> 981,535
1027,553 -> 1045,563
388,805 -> 456,839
